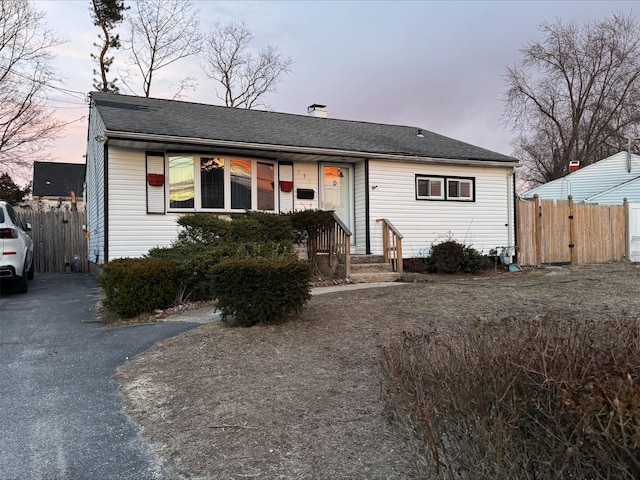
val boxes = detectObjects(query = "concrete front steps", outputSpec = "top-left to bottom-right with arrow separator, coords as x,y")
349,255 -> 402,283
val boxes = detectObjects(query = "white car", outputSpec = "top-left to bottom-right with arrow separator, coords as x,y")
0,201 -> 34,293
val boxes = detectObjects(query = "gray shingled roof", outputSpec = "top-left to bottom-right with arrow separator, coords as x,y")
92,92 -> 517,163
32,162 -> 85,198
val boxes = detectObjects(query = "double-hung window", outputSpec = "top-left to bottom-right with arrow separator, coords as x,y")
416,175 -> 475,202
416,177 -> 444,200
168,154 -> 275,211
447,178 -> 473,200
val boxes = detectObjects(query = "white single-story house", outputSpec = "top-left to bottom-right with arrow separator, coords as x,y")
521,151 -> 640,204
85,92 -> 519,271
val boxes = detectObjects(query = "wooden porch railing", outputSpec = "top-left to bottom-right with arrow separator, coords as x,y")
314,213 -> 352,277
376,218 -> 403,276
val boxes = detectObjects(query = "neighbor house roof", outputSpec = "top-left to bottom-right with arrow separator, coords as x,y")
521,151 -> 640,204
91,92 -> 518,165
32,161 -> 85,198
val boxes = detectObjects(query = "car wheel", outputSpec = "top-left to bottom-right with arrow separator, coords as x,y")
14,273 -> 28,294
27,260 -> 34,280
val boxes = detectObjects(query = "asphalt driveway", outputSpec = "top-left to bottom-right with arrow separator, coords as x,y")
0,274 -> 200,479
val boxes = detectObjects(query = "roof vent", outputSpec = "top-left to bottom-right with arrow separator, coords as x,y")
307,104 -> 327,118
569,160 -> 580,173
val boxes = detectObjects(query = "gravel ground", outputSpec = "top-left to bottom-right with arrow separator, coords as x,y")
113,262 -> 640,479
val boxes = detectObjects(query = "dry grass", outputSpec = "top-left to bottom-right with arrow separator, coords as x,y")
113,262 -> 640,479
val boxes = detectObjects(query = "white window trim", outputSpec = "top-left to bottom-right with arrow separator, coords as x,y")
446,178 -> 474,201
416,176 -> 444,200
167,154 -> 277,213
415,175 -> 475,202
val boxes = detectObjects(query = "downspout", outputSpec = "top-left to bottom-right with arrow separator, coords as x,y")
508,170 -> 517,261
103,142 -> 108,264
364,158 -> 371,254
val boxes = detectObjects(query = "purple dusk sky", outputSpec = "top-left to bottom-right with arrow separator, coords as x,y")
36,0 -> 638,177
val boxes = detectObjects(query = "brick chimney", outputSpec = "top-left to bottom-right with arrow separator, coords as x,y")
569,160 -> 580,173
307,104 -> 327,118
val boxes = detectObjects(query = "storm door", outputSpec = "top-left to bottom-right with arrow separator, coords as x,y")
320,164 -> 353,234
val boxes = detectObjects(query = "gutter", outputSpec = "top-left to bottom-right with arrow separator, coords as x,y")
103,130 -> 520,168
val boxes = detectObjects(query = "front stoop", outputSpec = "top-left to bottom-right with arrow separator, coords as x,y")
349,255 -> 402,283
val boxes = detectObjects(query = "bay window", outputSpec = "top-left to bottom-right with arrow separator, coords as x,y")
168,154 -> 275,211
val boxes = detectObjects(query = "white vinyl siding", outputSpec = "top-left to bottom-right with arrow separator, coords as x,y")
353,160 -> 366,253
86,111 -> 106,265
146,154 -> 165,213
278,163 -> 294,213
586,177 -> 640,204
108,147 -> 182,260
368,160 -> 514,257
293,163 -> 319,211
522,152 -> 640,204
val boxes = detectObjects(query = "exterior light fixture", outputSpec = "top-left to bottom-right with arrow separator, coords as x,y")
416,129 -> 424,138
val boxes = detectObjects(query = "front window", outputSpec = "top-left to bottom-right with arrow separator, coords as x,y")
201,157 -> 225,209
169,155 -> 195,209
230,159 -> 252,209
257,162 -> 275,210
168,154 -> 275,211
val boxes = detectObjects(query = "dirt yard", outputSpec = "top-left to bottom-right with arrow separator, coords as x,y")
113,262 -> 640,479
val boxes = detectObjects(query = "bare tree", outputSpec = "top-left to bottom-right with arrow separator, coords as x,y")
0,0 -> 64,171
125,0 -> 202,98
201,20 -> 293,108
503,12 -> 640,186
90,0 -> 127,92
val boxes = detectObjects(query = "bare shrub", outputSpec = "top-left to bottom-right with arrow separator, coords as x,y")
379,314 -> 640,479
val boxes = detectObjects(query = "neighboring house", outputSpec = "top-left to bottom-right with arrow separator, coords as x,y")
85,92 -> 519,270
32,161 -> 86,210
521,151 -> 640,204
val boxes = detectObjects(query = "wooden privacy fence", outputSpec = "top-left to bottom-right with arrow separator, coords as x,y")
16,208 -> 88,273
517,196 -> 628,266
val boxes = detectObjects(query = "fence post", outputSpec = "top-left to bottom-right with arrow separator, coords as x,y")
568,195 -> 577,266
534,195 -> 542,267
624,198 -> 629,261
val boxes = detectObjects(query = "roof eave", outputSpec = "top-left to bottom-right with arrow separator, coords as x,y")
102,130 -> 520,168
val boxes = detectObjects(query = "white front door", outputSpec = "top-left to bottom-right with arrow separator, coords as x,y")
321,164 -> 353,232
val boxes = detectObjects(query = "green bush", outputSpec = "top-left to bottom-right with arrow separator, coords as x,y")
290,209 -> 336,245
176,214 -> 232,245
290,209 -> 336,274
379,314 -> 640,479
147,241 -> 296,302
427,239 -> 492,274
461,245 -> 493,273
429,239 -> 465,273
99,258 -> 178,318
210,258 -> 311,327
146,243 -> 208,263
231,211 -> 294,244
403,257 -> 430,273
179,247 -> 234,301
